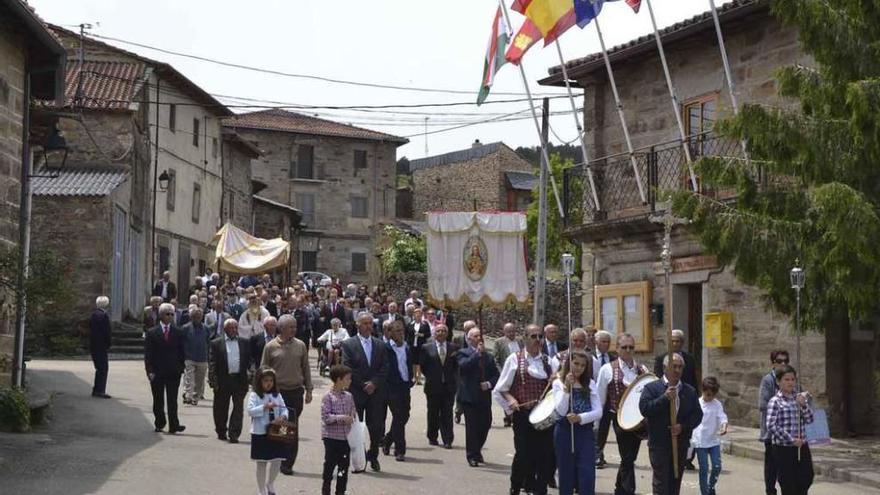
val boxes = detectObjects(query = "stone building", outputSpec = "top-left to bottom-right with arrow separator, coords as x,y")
0,0 -> 65,381
223,110 -> 407,283
409,141 -> 536,219
221,130 -> 261,232
540,0 -> 877,435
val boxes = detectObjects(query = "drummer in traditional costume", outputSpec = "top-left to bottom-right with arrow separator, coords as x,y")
595,333 -> 651,495
493,324 -> 559,495
551,349 -> 602,495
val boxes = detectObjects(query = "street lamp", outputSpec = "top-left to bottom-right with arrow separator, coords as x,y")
790,260 -> 805,460
561,252 -> 575,453
32,125 -> 69,178
158,170 -> 171,192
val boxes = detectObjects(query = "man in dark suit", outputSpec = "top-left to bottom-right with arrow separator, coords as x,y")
210,319 -> 252,443
542,323 -> 568,358
593,329 -> 618,468
653,329 -> 698,389
143,296 -> 162,337
457,327 -> 499,466
342,311 -> 390,472
640,352 -> 703,495
144,303 -> 186,434
250,315 -> 277,370
152,271 -> 177,303
375,301 -> 402,338
89,296 -> 112,398
420,323 -> 459,448
322,292 -> 347,331
382,320 -> 414,461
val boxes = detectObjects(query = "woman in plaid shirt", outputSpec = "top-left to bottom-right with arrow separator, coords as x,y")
766,364 -> 814,495
321,364 -> 357,495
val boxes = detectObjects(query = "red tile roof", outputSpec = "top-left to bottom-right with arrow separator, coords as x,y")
62,60 -> 146,110
223,109 -> 408,145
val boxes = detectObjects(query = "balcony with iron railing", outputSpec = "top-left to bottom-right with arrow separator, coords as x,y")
562,132 -> 746,231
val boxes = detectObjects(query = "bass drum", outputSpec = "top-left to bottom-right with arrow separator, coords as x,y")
616,373 -> 659,432
528,390 -> 559,431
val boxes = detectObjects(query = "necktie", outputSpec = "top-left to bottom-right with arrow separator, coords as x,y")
163,325 -> 170,342
439,344 -> 446,365
601,354 -> 607,366
363,338 -> 371,366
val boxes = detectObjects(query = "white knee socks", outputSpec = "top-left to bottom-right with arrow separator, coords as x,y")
256,461 -> 268,495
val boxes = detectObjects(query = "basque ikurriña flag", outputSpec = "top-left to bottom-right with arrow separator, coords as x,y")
477,6 -> 510,105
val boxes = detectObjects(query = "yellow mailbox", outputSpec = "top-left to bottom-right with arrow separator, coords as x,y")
705,312 -> 733,348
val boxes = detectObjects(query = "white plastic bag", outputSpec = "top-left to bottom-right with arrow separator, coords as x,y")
347,419 -> 368,473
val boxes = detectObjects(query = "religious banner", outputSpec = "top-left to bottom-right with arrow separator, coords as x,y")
426,212 -> 529,306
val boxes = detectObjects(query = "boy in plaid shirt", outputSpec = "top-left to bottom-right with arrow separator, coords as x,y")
321,364 -> 357,495
766,365 -> 814,495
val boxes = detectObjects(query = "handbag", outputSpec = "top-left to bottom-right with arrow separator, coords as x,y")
266,407 -> 298,445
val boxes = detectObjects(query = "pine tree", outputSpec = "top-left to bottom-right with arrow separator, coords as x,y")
671,0 -> 880,332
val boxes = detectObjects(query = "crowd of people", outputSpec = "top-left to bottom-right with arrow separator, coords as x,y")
85,270 -> 816,495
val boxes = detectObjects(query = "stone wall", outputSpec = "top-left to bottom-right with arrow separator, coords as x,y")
385,272 -> 582,337
0,28 -> 25,379
411,144 -> 533,220
235,127 -> 398,282
222,139 -> 254,232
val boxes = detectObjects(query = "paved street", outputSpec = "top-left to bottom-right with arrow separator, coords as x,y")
0,359 -> 872,495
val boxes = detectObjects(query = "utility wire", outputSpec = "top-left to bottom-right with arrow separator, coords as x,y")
88,32 -> 567,98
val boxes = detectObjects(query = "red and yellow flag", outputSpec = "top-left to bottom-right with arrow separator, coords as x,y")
512,0 -> 576,46
505,18 -> 542,65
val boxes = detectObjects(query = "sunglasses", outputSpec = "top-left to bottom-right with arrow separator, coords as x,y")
775,359 -> 789,364
528,334 -> 544,340
619,345 -> 635,350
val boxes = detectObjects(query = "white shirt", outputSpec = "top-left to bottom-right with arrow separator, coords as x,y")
691,397 -> 729,448
160,281 -> 168,299
359,335 -> 373,366
593,350 -> 611,381
596,358 -> 642,409
247,391 -> 289,435
662,376 -> 683,411
546,341 -> 559,357
238,307 -> 270,339
225,337 -> 241,374
552,378 -> 603,425
318,328 -> 349,350
390,341 -> 409,382
493,351 -> 560,415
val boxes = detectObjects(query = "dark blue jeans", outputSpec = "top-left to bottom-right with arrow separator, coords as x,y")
695,445 -> 722,495
554,421 -> 596,495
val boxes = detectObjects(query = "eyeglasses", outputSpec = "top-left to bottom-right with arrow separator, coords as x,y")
774,359 -> 789,364
528,334 -> 544,340
619,345 -> 635,350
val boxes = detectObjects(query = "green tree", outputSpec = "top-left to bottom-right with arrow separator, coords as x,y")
380,225 -> 427,274
671,0 -> 880,332
527,153 -> 581,274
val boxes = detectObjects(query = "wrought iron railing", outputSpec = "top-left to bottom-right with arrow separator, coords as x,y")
562,133 -> 745,228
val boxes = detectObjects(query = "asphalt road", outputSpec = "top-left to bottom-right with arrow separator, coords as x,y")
0,359 -> 872,495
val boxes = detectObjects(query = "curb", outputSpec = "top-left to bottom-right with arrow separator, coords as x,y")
723,439 -> 880,490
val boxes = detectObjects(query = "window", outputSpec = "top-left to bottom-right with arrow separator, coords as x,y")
293,144 -> 314,179
351,195 -> 368,218
353,150 -> 368,170
683,94 -> 718,156
191,183 -> 201,223
192,118 -> 200,147
301,251 -> 317,272
352,252 -> 367,273
166,169 -> 176,211
296,193 -> 316,227
212,137 -> 218,159
169,104 -> 176,132
159,246 -> 171,273
594,281 -> 652,352
198,259 -> 207,276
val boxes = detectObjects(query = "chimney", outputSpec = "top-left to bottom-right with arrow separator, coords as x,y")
472,139 -> 482,148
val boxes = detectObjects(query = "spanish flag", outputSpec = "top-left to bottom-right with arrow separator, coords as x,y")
512,0 -> 576,46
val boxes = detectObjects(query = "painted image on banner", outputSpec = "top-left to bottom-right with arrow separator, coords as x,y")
463,236 -> 488,281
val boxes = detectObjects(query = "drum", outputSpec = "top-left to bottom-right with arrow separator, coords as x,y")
616,373 -> 659,432
528,390 -> 559,431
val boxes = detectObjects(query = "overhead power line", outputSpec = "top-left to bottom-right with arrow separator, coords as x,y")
88,33 -> 567,98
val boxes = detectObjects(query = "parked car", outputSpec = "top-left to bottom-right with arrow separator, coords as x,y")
297,271 -> 332,287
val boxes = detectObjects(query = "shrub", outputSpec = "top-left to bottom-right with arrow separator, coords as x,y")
0,386 -> 31,433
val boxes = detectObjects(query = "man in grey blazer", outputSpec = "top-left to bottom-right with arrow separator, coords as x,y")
342,311 -> 390,472
493,322 -> 522,427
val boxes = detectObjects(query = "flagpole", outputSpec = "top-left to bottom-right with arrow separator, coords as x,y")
707,0 -> 751,165
594,18 -> 647,205
499,0 -> 565,219
553,40 -> 601,213
644,0 -> 698,192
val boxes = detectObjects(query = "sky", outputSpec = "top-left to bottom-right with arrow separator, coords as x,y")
28,0 -> 734,160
